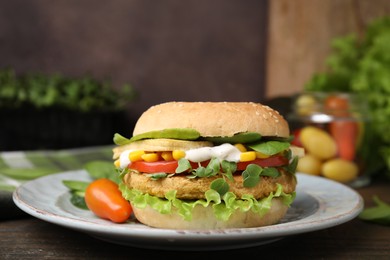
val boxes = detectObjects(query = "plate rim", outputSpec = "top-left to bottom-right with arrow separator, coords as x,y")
12,170 -> 364,249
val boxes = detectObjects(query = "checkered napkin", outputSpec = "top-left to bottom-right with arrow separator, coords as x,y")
0,145 -> 114,192
0,145 -> 114,219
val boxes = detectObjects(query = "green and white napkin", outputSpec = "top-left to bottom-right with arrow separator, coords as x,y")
0,146 -> 114,192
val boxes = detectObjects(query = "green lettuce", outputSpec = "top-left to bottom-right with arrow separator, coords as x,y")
119,183 -> 295,222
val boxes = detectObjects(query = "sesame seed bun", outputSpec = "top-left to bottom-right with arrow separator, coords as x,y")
133,101 -> 290,138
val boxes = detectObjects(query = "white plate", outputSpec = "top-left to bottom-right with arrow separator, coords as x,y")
13,171 -> 363,251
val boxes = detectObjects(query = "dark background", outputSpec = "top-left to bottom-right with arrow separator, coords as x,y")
0,0 -> 268,123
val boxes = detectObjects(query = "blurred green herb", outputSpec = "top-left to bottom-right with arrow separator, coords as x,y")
359,196 -> 390,226
0,68 -> 137,112
62,180 -> 89,210
305,16 -> 390,178
248,141 -> 291,156
84,160 -> 120,184
242,164 -> 262,188
62,161 -> 119,209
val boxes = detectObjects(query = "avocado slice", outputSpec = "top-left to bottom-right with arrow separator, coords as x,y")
114,128 -> 201,145
203,132 -> 262,144
114,129 -> 263,146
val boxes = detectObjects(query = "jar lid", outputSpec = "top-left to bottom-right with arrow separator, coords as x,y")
290,92 -> 369,123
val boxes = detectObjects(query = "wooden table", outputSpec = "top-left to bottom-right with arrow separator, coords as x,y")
1,177 -> 389,259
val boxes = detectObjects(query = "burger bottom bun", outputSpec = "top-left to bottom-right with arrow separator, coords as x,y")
132,198 -> 288,230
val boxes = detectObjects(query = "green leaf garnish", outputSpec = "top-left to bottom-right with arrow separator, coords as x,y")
221,160 -> 236,182
210,178 -> 230,196
180,158 -> 221,178
191,166 -> 209,178
145,172 -> 170,180
284,156 -> 298,174
62,180 -> 89,192
205,158 -> 221,176
248,141 -> 290,155
70,191 -> 88,210
242,164 -> 263,187
62,160 -> 123,210
62,180 -> 90,210
176,158 -> 192,173
262,167 -> 280,178
119,167 -> 130,179
84,160 -> 119,183
359,196 -> 390,226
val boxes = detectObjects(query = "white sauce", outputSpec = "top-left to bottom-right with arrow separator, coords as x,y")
185,143 -> 241,162
118,143 -> 241,168
119,150 -> 132,168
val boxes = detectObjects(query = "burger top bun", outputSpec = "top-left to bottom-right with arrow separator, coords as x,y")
133,101 -> 290,138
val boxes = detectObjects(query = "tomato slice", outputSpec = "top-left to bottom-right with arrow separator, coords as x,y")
130,160 -> 179,174
129,155 -> 288,174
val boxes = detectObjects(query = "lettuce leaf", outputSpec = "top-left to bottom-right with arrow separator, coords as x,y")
119,183 -> 295,222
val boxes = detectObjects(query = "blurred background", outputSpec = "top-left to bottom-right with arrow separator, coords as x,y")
0,0 -> 389,150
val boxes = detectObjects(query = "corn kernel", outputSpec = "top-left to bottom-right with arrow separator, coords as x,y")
240,151 -> 256,162
161,151 -> 174,161
114,159 -> 121,168
255,151 -> 270,159
172,150 -> 186,160
234,143 -> 247,152
141,152 -> 159,162
129,150 -> 145,162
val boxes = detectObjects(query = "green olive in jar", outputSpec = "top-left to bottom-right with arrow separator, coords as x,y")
300,126 -> 337,160
295,94 -> 317,116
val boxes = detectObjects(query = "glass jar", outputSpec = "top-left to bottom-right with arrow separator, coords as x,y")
289,92 -> 370,188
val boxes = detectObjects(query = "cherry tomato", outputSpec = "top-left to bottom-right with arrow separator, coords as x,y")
324,95 -> 349,116
129,155 -> 288,174
85,178 -> 132,223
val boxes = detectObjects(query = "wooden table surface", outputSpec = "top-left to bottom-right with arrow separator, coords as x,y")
1,176 -> 389,259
